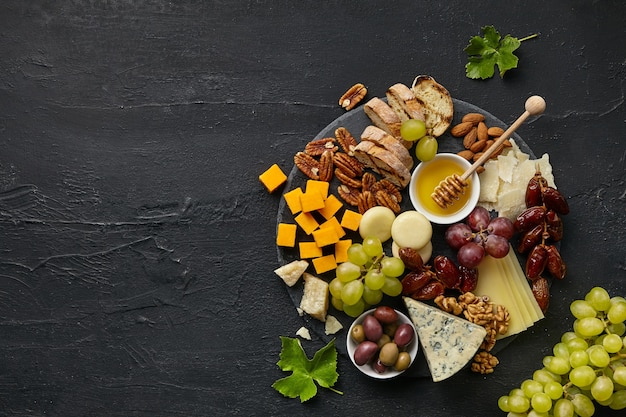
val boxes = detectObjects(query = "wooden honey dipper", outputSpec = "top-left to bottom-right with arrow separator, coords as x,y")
431,95 -> 546,209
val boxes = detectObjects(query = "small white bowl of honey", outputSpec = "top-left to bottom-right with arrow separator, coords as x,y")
408,153 -> 480,225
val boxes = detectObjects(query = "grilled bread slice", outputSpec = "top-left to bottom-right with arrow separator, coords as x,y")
411,75 -> 454,137
386,83 -> 425,123
353,139 -> 411,189
361,125 -> 413,171
363,97 -> 402,140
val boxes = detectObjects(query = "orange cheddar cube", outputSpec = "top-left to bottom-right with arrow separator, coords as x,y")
299,241 -> 323,259
294,212 -> 319,235
312,227 -> 339,247
318,194 -> 343,220
334,239 -> 352,263
312,254 -> 337,274
283,187 -> 303,214
305,179 -> 329,200
259,164 -> 287,193
340,209 -> 363,232
320,216 -> 346,239
300,190 -> 326,213
276,223 -> 297,247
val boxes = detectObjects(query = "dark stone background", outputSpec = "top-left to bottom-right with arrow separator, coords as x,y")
0,1 -> 624,416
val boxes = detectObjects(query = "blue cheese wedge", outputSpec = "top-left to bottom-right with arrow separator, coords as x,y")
403,297 -> 487,382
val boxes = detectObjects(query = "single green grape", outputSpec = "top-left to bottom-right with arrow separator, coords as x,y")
544,380 -> 564,400
381,276 -> 402,297
568,350 -> 589,368
603,333 -> 624,353
364,269 -> 385,291
497,395 -> 511,412
362,236 -> 383,257
509,388 -> 525,397
576,316 -> 605,337
607,321 -> 626,336
400,119 -> 427,141
414,135 -> 438,162
591,375 -> 614,402
336,261 -> 361,283
571,393 -> 595,417
608,299 -> 626,323
331,295 -> 343,311
362,286 -> 383,305
569,365 -> 597,387
342,298 -> 365,318
565,336 -> 588,352
613,366 -> 626,386
329,278 -> 344,298
531,392 -> 553,413
507,394 -> 530,413
341,280 -> 364,305
347,243 -> 370,266
561,331 -> 578,343
553,342 -> 570,358
570,299 -> 597,319
553,398 -> 575,417
544,355 -> 570,375
527,410 -> 550,417
380,256 -> 405,278
533,368 -> 560,385
585,286 -> 612,312
609,389 -> 626,410
587,344 -> 610,368
521,379 -> 544,397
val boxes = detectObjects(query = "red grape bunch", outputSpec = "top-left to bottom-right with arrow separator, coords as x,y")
444,206 -> 515,269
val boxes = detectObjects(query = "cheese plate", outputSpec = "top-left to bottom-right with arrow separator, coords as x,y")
276,97 -> 539,378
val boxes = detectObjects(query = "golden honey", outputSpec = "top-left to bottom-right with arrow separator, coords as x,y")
415,157 -> 473,217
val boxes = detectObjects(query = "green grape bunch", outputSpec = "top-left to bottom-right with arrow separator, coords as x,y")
498,286 -> 626,416
329,236 -> 405,318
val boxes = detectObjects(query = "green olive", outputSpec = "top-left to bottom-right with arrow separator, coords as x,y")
394,351 -> 412,371
376,333 -> 391,350
350,324 -> 366,344
379,342 -> 399,366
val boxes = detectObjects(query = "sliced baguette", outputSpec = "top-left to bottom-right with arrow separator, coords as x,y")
353,140 -> 411,189
386,83 -> 425,122
411,75 -> 454,137
361,125 -> 413,171
363,97 -> 402,140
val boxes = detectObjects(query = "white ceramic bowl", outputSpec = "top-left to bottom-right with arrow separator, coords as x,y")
346,308 -> 418,379
408,153 -> 480,225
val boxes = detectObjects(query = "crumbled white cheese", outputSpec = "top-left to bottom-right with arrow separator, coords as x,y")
324,315 -> 343,335
296,326 -> 312,340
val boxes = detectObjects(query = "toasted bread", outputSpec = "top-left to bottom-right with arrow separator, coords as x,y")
363,97 -> 402,139
353,139 -> 411,189
411,75 -> 454,137
361,125 -> 413,171
386,83 -> 425,122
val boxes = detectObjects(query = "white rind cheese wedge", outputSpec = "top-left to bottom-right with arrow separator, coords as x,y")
403,297 -> 487,382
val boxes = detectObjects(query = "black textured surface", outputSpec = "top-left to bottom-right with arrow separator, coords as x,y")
0,1 -> 624,416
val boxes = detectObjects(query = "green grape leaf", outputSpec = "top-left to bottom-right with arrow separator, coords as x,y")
272,336 -> 342,402
464,26 -> 536,79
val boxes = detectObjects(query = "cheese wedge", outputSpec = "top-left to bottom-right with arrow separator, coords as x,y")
403,297 -> 487,382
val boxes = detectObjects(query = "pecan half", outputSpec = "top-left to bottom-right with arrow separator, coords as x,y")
335,168 -> 361,188
339,83 -> 367,111
333,152 -> 363,178
371,179 -> 402,203
337,184 -> 360,206
335,127 -> 358,155
357,190 -> 376,214
304,137 -> 337,156
375,190 -> 401,214
361,172 -> 377,192
294,151 -> 320,180
318,150 -> 334,182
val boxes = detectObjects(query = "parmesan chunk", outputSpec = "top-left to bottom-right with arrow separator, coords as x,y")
274,260 -> 309,287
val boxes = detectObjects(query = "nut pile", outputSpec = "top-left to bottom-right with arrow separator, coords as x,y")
294,127 -> 403,214
434,292 -> 510,374
450,112 -> 512,169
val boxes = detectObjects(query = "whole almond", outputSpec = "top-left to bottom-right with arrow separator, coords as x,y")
462,113 -> 485,124
472,152 -> 484,163
503,139 -> 512,147
470,139 -> 487,153
487,126 -> 505,137
450,121 -> 474,137
463,127 -> 478,149
477,122 -> 489,141
457,150 -> 474,161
